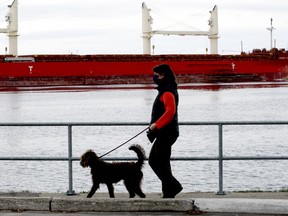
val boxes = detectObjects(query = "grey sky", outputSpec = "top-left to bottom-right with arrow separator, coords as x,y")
0,0 -> 287,55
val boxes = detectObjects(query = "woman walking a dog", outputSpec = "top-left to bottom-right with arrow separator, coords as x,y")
147,64 -> 183,198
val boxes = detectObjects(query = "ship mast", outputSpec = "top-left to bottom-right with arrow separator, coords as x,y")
266,18 -> 276,50
0,0 -> 18,56
142,2 -> 219,54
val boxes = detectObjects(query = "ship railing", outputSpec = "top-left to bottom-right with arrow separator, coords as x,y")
4,57 -> 35,62
0,121 -> 287,195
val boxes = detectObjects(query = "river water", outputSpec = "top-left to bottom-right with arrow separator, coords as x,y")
0,82 -> 288,194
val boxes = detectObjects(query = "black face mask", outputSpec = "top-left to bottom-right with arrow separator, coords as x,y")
153,74 -> 162,85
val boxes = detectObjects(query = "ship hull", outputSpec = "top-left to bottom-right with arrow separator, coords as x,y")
1,51 -> 288,87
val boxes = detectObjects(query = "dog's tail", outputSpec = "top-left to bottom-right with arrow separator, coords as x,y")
129,144 -> 146,168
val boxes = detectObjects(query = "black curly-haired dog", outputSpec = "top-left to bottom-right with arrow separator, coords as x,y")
80,144 -> 146,198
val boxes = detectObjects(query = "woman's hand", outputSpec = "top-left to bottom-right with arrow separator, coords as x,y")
149,123 -> 157,132
147,123 -> 157,143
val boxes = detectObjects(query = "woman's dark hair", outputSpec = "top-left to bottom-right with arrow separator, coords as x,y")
153,64 -> 177,86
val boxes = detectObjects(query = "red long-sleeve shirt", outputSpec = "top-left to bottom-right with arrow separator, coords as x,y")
154,92 -> 176,129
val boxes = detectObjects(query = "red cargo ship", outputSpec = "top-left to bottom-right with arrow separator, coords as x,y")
0,48 -> 288,87
1,1 -> 287,88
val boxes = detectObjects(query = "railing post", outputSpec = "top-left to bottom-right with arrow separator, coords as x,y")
66,124 -> 76,195
217,123 -> 225,195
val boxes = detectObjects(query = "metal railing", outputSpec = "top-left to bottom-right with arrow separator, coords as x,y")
0,121 -> 288,195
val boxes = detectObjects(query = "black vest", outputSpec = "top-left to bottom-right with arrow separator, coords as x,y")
150,84 -> 179,138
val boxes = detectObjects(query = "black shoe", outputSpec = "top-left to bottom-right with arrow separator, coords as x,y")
163,184 -> 183,198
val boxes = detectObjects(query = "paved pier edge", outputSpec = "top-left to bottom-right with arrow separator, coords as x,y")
51,197 -> 195,212
0,197 -> 195,212
1,194 -> 288,214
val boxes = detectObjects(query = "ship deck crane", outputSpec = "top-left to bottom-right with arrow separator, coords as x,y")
0,0 -> 18,56
142,2 -> 218,54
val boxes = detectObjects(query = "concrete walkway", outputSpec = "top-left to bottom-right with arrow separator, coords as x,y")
0,192 -> 288,215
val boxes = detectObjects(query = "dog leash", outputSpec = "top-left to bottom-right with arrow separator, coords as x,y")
99,126 -> 149,158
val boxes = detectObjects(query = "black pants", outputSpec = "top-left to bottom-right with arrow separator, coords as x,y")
148,134 -> 181,195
